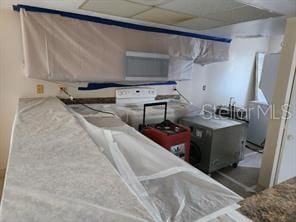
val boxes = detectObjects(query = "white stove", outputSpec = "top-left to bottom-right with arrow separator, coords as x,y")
68,88 -> 201,130
115,88 -> 157,106
115,88 -> 201,129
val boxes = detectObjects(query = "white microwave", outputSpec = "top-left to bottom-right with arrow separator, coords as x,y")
124,51 -> 169,81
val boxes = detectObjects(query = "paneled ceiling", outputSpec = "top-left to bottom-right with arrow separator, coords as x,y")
1,0 -> 294,37
80,0 -> 285,30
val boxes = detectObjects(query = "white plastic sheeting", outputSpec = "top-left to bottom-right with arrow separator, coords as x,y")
0,97 -> 242,222
19,9 -> 230,82
0,98 -> 154,222
69,103 -> 242,221
194,41 -> 231,65
69,101 -> 202,129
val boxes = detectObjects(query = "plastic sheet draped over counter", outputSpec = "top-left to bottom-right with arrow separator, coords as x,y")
69,103 -> 242,221
0,98 -> 154,222
19,8 -> 230,82
0,97 -> 242,222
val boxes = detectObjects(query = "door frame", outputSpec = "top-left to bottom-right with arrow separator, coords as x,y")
274,68 -> 296,184
258,17 -> 296,188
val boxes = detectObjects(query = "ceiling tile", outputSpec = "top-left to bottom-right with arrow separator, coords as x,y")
128,0 -> 174,6
159,0 -> 246,17
175,17 -> 229,30
132,8 -> 194,25
80,0 -> 151,17
238,0 -> 296,16
206,5 -> 281,24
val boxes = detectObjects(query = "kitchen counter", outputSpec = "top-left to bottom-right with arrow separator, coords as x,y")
0,98 -> 153,222
238,177 -> 296,222
0,97 -> 243,222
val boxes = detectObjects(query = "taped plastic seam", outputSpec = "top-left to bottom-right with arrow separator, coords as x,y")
19,9 -> 230,82
70,106 -> 242,222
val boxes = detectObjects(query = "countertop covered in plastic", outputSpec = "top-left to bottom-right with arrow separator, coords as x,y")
0,98 -> 153,222
0,97 -> 244,222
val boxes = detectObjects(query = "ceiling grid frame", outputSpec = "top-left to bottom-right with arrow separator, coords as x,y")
79,0 -> 284,31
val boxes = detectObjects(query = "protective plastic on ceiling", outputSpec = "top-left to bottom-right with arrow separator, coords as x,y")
18,7 -> 230,82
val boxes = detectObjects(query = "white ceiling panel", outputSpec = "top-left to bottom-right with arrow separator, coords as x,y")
237,0 -> 296,16
200,17 -> 286,39
207,5 -> 281,24
160,0 -> 246,17
16,0 -> 284,34
176,17 -> 229,30
133,8 -> 194,25
80,0 -> 151,17
128,0 -> 174,6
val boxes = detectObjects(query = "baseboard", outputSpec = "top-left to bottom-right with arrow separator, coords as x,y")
0,169 -> 6,179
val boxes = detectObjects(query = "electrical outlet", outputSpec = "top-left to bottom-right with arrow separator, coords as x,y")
36,84 -> 44,94
202,85 -> 207,91
58,85 -> 66,93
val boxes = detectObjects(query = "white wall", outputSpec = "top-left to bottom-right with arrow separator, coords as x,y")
268,36 -> 284,53
178,36 -> 283,110
0,10 -> 61,170
176,65 -> 208,107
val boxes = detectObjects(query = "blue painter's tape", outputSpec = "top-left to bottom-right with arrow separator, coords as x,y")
78,81 -> 177,91
13,4 -> 232,43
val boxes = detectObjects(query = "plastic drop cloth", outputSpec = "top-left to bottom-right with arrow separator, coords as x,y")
0,97 -> 242,222
0,98 -> 154,222
19,9 -> 230,82
69,103 -> 243,222
69,100 -> 202,129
